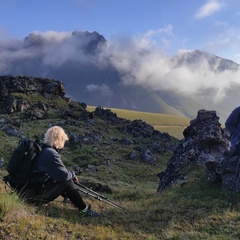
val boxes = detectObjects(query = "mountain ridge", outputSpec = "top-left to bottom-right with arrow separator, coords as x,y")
0,30 -> 239,122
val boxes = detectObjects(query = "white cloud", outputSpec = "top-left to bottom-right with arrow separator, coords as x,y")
143,25 -> 174,49
195,0 -> 224,19
99,33 -> 240,103
145,25 -> 173,38
177,49 -> 194,54
31,31 -> 71,42
0,29 -> 239,104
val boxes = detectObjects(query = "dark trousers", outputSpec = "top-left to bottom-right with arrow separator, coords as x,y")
26,179 -> 86,210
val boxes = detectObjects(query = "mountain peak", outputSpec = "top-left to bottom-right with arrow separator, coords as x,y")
174,49 -> 239,71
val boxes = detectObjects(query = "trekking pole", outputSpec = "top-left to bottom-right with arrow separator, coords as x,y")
227,156 -> 240,210
75,182 -> 125,210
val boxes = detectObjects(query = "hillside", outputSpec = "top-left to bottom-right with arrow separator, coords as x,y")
87,106 -> 190,139
0,76 -> 239,239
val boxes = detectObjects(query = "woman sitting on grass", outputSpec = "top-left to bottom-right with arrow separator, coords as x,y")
28,125 -> 100,217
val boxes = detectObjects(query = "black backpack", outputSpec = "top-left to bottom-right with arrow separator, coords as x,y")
3,138 -> 42,191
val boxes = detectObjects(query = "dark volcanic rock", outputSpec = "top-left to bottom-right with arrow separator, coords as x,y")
0,75 -> 65,114
157,109 -> 230,192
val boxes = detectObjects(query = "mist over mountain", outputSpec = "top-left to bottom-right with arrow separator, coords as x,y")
0,30 -> 240,122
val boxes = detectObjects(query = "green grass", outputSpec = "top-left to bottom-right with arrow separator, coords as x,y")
0,102 -> 235,239
0,165 -> 238,240
0,134 -> 238,239
0,192 -> 20,218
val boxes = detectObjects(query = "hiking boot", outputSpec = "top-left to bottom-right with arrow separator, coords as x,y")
79,205 -> 100,217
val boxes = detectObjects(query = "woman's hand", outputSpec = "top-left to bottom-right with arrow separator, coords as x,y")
73,176 -> 78,183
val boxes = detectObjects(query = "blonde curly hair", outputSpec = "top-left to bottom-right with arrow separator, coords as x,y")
44,126 -> 69,149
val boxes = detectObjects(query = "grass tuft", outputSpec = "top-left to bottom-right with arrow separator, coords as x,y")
0,192 -> 20,218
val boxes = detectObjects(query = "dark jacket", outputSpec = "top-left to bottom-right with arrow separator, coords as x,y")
225,106 -> 240,136
32,145 -> 75,182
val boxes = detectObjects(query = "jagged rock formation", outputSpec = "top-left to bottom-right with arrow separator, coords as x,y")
157,109 -> 231,192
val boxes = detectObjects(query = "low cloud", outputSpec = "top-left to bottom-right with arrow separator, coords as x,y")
86,84 -> 113,97
99,35 -> 240,103
0,30 -> 239,104
0,30 -> 98,71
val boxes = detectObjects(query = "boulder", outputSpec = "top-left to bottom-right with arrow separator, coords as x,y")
0,75 -> 65,114
157,109 -> 230,192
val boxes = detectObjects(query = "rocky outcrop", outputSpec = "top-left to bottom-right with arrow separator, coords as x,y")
0,75 -> 65,98
157,109 -> 231,192
0,75 -> 65,115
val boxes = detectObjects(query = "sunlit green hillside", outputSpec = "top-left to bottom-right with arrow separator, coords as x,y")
1,98 -> 239,239
87,106 -> 190,139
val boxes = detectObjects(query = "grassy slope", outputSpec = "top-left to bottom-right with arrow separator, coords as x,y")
0,108 -> 238,239
0,167 -> 238,240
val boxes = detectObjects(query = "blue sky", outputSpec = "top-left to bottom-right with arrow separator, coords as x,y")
0,0 -> 240,63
